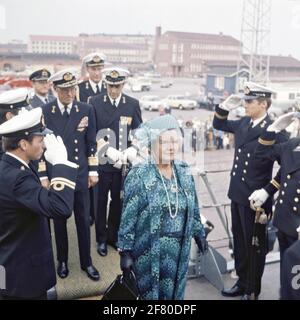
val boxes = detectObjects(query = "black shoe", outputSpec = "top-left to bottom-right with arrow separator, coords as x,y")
97,242 -> 107,256
82,265 -> 100,281
57,262 -> 69,279
221,285 -> 245,297
241,294 -> 258,300
89,216 -> 94,226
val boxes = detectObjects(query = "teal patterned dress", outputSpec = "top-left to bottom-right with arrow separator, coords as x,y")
118,160 -> 205,300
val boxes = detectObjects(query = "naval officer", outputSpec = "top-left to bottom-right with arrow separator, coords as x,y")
213,82 -> 287,299
89,66 -> 142,256
254,111 -> 300,298
29,69 -> 55,108
39,68 -> 100,281
0,108 -> 77,299
77,52 -> 107,226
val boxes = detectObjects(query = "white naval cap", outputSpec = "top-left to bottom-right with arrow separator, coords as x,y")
49,68 -> 78,88
82,52 -> 106,67
0,88 -> 31,111
0,107 -> 52,138
102,66 -> 130,85
241,81 -> 275,100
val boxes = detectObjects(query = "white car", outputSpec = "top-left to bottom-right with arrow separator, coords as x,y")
165,95 -> 197,110
139,95 -> 165,111
129,77 -> 152,92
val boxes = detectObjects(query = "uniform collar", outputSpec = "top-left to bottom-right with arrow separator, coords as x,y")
57,99 -> 73,114
108,94 -> 122,108
36,93 -> 49,104
89,79 -> 102,94
6,152 -> 30,168
251,113 -> 267,128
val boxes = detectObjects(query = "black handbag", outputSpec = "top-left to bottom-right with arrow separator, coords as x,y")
102,271 -> 140,300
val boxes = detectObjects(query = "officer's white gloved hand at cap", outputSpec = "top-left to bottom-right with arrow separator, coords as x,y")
219,94 -> 242,111
267,112 -> 298,133
248,188 -> 269,209
44,134 -> 77,168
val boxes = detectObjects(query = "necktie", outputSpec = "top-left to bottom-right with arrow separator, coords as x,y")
96,84 -> 100,95
45,97 -> 48,104
113,99 -> 117,108
63,105 -> 69,119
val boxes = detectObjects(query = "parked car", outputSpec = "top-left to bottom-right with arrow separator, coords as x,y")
139,95 -> 165,111
160,81 -> 173,88
165,95 -> 197,110
129,77 -> 152,92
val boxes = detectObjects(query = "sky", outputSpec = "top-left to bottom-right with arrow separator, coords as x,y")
0,0 -> 300,59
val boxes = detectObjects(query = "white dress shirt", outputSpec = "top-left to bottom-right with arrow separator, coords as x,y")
89,79 -> 103,94
108,94 -> 122,108
57,99 -> 73,115
36,94 -> 49,104
251,113 -> 267,128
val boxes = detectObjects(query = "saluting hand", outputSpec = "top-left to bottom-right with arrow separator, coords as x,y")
267,112 -> 299,133
219,94 -> 242,111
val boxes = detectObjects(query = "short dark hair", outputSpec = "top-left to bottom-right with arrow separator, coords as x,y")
0,109 -> 18,125
257,97 -> 272,110
2,135 -> 35,152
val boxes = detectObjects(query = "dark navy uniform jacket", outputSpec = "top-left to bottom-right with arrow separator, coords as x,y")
89,93 -> 142,173
256,131 -> 300,238
39,99 -> 98,191
29,94 -> 55,108
213,105 -> 287,212
0,154 -> 77,298
77,80 -> 107,103
281,239 -> 300,300
0,140 -> 3,161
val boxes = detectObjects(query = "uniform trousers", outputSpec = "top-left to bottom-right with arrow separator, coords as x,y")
53,190 -> 92,268
231,201 -> 267,296
96,171 -> 122,244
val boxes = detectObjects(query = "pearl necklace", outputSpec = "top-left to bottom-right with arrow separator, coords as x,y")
158,165 -> 179,219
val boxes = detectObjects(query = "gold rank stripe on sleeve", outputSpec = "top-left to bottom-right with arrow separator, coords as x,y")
258,137 -> 275,146
88,156 -> 98,166
271,179 -> 280,190
214,112 -> 228,120
38,160 -> 46,172
50,177 -> 76,191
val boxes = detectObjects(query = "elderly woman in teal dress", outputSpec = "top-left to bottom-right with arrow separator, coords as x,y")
117,115 -> 207,300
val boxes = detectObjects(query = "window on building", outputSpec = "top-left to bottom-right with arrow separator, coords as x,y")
215,76 -> 225,90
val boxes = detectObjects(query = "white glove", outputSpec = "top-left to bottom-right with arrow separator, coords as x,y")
267,112 -> 297,132
18,107 -> 29,115
219,94 -> 242,111
106,146 -> 122,163
113,159 -> 123,169
44,134 -> 76,167
122,146 -> 138,164
248,188 -> 269,209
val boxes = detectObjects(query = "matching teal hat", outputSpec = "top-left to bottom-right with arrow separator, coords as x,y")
134,115 -> 180,148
